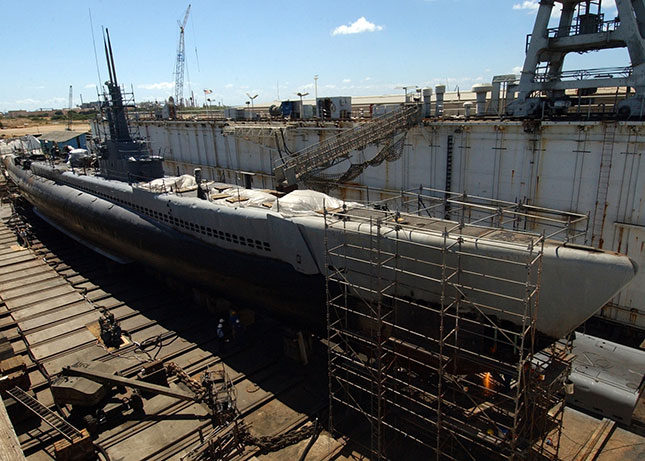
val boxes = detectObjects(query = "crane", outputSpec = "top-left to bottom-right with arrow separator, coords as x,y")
173,4 -> 191,108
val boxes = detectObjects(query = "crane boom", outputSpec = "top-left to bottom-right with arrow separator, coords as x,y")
173,4 -> 191,107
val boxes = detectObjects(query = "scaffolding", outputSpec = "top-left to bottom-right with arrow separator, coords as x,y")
325,187 -> 578,460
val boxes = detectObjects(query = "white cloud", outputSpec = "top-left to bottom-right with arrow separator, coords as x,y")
342,78 -> 351,83
16,98 -> 40,105
224,83 -> 234,89
513,1 -> 539,11
513,66 -> 523,74
604,0 -> 617,11
513,0 -> 562,18
332,17 -> 383,36
364,76 -> 372,81
84,83 -> 97,89
137,82 -> 174,90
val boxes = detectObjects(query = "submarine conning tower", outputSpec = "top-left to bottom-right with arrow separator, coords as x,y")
506,0 -> 645,118
97,29 -> 164,182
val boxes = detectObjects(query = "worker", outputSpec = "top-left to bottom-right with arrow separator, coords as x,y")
229,311 -> 240,339
234,319 -> 244,345
216,319 -> 226,352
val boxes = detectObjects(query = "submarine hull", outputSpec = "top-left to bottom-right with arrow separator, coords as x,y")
6,163 -> 326,329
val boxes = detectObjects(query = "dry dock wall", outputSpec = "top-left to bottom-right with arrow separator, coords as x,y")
132,119 -> 645,331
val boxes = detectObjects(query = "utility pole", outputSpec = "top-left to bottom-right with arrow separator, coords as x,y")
297,92 -> 309,120
246,93 -> 258,121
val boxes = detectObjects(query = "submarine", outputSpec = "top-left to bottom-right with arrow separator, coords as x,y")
1,31 -> 637,346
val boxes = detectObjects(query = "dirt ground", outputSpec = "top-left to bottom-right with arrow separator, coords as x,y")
0,122 -> 90,138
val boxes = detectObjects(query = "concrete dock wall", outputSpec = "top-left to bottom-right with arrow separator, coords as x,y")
131,118 -> 645,330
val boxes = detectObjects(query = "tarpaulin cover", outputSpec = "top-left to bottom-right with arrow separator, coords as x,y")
211,187 -> 277,208
145,175 -> 197,192
271,189 -> 359,216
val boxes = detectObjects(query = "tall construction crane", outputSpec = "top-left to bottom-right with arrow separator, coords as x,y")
173,4 -> 191,108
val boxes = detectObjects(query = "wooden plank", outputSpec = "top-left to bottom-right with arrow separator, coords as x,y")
8,292 -> 85,319
0,272 -> 61,292
0,395 -> 27,460
0,262 -> 51,284
573,417 -> 615,461
1,277 -> 69,301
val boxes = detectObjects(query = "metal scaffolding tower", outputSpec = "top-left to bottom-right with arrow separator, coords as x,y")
325,187 -> 579,460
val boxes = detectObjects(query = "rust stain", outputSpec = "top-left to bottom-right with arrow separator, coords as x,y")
617,226 -> 624,253
641,241 -> 644,253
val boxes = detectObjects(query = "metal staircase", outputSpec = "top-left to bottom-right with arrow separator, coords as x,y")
6,386 -> 83,441
274,104 -> 421,187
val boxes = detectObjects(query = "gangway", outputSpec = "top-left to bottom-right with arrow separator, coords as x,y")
274,104 -> 421,187
6,386 -> 83,441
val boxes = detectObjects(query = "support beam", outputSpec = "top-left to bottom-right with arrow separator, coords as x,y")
62,365 -> 197,402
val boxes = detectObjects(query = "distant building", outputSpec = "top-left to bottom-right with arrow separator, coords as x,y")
79,101 -> 101,110
7,109 -> 56,118
38,131 -> 87,152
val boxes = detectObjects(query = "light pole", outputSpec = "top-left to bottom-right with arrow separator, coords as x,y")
245,101 -> 251,121
296,92 -> 309,120
246,93 -> 258,121
207,98 -> 212,118
398,85 -> 418,102
314,75 -> 319,117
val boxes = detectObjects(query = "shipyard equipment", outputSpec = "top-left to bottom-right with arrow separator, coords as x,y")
273,103 -> 421,187
507,0 -> 645,117
98,308 -> 123,348
174,4 -> 191,108
317,96 -> 352,120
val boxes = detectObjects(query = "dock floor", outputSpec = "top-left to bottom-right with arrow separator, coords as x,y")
0,198 -> 344,460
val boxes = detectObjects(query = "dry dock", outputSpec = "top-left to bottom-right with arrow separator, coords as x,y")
0,196 -> 344,460
0,182 -> 644,459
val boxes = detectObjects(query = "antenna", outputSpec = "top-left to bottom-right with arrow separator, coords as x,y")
102,28 -> 114,84
105,29 -> 118,85
88,9 -> 102,86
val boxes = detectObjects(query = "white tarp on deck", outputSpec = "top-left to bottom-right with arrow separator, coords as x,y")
145,175 -> 197,193
271,190 -> 358,216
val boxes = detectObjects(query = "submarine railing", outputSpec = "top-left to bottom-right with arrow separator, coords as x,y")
313,181 -> 588,245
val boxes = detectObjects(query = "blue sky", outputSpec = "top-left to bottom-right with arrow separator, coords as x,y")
0,0 -> 628,111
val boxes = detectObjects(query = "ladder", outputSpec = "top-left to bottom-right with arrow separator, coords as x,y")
590,122 -> 617,248
5,387 -> 83,441
274,104 -> 421,186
